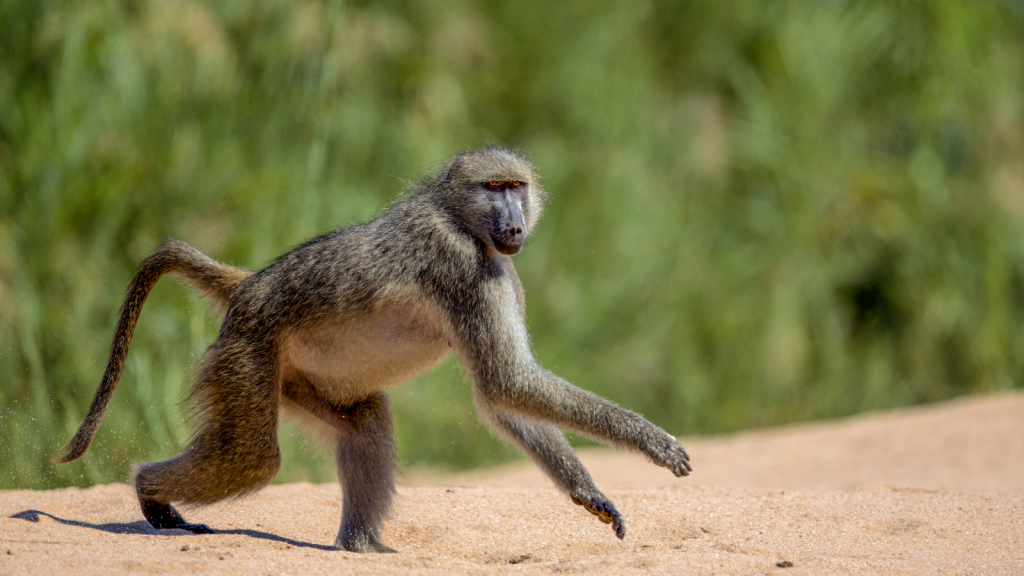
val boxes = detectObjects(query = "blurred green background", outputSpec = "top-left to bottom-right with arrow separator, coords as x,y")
2,0 -> 1024,490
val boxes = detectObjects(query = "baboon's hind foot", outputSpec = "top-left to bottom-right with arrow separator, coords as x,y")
139,493 -> 214,534
337,532 -> 398,553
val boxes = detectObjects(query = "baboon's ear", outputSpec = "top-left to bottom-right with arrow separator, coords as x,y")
445,156 -> 464,181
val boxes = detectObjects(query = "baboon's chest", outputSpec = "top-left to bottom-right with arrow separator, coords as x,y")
279,295 -> 451,398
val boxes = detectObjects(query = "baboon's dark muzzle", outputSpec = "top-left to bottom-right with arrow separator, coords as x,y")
491,199 -> 525,255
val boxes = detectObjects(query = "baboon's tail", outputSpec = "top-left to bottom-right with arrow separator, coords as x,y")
53,239 -> 253,464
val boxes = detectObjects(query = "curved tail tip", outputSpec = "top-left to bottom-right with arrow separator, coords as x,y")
52,440 -> 88,465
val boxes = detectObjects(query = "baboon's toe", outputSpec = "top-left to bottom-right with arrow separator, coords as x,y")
364,541 -> 398,553
338,535 -> 398,553
177,522 -> 215,534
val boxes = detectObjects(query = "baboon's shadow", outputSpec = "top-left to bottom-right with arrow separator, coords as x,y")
10,510 -> 335,551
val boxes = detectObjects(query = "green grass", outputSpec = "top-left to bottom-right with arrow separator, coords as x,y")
2,0 -> 1024,489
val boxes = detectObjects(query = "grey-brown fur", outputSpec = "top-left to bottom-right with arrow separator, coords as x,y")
55,147 -> 691,552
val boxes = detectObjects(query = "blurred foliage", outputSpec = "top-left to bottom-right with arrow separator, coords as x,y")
2,0 -> 1024,490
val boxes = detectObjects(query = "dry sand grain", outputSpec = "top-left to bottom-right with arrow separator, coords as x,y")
2,392 -> 1022,575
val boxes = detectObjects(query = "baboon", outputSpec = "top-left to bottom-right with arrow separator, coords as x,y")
55,147 -> 691,553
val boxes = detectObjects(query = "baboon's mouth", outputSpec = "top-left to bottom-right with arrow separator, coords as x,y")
491,232 -> 523,256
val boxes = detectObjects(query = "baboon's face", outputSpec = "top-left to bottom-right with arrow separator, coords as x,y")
445,149 -> 546,257
481,179 -> 528,256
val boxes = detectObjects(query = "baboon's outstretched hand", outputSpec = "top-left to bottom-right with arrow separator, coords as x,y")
645,432 -> 692,477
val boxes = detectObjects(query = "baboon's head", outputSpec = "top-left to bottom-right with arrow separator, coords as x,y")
440,147 -> 547,256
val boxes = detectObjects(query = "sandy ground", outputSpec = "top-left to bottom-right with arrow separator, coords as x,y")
2,392 -> 1022,575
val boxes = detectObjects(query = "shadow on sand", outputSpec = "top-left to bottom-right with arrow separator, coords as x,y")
9,510 -> 337,551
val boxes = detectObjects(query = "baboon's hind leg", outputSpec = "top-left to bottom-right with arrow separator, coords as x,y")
284,383 -> 398,553
135,344 -> 282,533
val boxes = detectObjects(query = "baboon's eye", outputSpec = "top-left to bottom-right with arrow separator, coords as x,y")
488,180 -> 504,190
509,181 -> 523,189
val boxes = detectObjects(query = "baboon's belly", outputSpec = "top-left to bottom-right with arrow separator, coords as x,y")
280,297 -> 451,400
